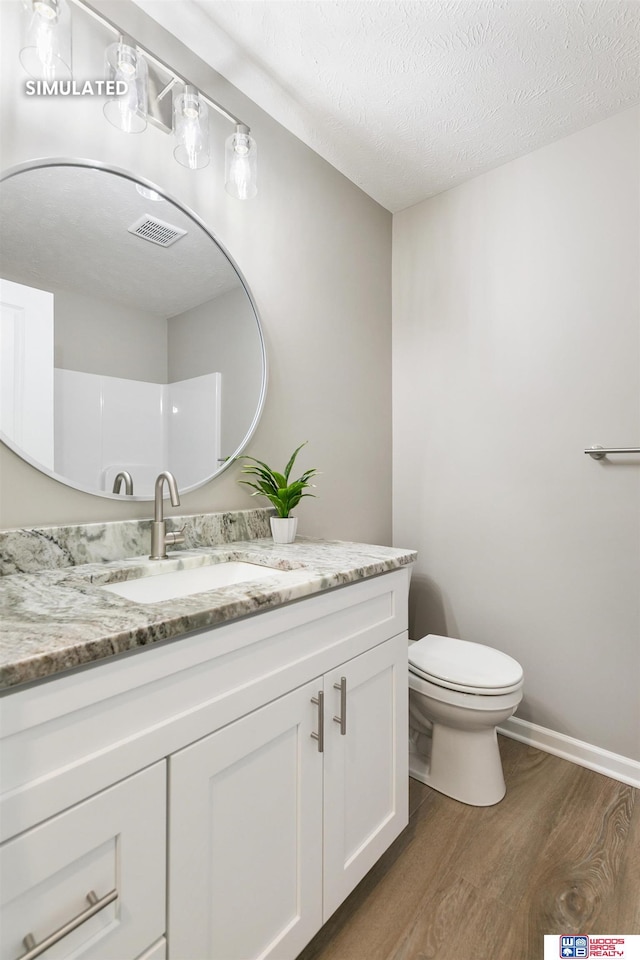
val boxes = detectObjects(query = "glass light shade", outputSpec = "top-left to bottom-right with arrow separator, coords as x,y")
19,0 -> 72,81
173,88 -> 210,170
103,39 -> 148,134
225,125 -> 257,200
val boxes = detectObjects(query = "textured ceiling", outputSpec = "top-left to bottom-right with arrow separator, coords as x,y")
133,0 -> 640,212
0,166 -> 240,316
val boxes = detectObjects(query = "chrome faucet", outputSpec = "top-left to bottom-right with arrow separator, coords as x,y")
150,471 -> 185,560
112,470 -> 133,495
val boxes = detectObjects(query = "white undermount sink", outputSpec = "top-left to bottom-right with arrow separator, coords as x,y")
101,561 -> 297,604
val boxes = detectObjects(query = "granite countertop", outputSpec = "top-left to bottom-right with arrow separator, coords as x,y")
0,523 -> 416,691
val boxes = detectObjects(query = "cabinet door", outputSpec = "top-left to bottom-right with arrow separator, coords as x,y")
0,763 -> 165,960
168,680 -> 323,960
135,939 -> 166,960
322,633 -> 408,919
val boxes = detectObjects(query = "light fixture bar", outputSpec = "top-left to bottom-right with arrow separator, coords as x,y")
67,0 -> 245,129
141,45 -> 242,127
156,78 -> 177,103
66,0 -> 118,36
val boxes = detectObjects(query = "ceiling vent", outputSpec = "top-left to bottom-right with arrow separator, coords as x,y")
128,215 -> 187,247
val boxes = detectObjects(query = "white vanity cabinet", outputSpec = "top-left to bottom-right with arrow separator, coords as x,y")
0,567 -> 411,960
168,678 -> 324,960
0,763 -> 166,960
168,634 -> 407,960
322,634 -> 408,919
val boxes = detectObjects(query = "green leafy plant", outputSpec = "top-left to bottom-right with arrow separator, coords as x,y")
238,442 -> 318,518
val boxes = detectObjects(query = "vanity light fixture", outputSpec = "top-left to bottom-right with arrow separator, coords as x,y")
225,123 -> 257,200
17,0 -> 258,198
19,0 -> 72,81
103,37 -> 148,134
173,85 -> 210,170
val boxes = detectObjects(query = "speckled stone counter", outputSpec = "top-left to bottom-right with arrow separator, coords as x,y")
0,510 -> 416,690
0,507 -> 275,576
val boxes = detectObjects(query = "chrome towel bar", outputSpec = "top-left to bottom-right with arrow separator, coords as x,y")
585,445 -> 640,460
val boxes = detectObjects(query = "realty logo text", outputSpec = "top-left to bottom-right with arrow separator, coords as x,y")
561,937 -> 627,958
25,79 -> 127,96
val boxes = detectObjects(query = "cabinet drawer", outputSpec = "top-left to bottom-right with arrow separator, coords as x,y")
0,763 -> 166,960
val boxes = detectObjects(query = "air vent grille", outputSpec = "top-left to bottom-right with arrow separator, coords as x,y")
128,215 -> 187,247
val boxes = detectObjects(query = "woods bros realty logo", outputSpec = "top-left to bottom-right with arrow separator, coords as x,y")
544,936 -> 640,959
25,79 -> 127,96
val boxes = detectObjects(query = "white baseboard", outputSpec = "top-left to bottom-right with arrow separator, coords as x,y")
497,716 -> 640,789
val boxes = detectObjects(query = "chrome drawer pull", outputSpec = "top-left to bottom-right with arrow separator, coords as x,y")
311,690 -> 324,752
333,677 -> 347,735
18,888 -> 118,960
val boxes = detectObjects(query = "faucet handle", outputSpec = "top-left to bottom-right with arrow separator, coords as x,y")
165,526 -> 186,548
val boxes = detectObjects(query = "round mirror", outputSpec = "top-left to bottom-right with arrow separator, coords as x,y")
0,159 -> 266,499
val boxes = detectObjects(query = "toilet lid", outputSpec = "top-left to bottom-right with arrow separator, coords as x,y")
409,634 -> 523,692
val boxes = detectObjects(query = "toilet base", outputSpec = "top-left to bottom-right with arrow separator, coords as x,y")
408,721 -> 507,806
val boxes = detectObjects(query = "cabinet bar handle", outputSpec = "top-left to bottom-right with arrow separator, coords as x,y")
333,677 -> 347,735
18,888 -> 118,960
585,445 -> 640,460
311,690 -> 324,752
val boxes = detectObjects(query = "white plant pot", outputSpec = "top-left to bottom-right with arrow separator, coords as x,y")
270,516 -> 298,544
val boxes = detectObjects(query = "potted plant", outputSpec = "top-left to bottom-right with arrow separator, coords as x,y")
238,442 -> 318,543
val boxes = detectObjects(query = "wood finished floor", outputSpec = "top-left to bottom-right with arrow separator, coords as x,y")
298,737 -> 640,960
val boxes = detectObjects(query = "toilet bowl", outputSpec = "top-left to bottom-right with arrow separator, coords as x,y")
408,634 -> 523,806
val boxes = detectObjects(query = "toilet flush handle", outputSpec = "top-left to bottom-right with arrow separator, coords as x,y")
333,677 -> 347,735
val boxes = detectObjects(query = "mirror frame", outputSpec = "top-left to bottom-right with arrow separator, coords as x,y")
0,157 -> 268,500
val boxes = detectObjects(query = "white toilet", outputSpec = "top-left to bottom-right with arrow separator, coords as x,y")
408,634 -> 523,806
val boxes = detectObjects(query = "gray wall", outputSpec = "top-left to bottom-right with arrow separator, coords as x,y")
393,107 -> 640,761
0,0 -> 392,543
54,287 -> 168,382
168,287 -> 263,459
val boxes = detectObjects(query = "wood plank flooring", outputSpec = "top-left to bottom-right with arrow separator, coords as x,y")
298,737 -> 639,960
